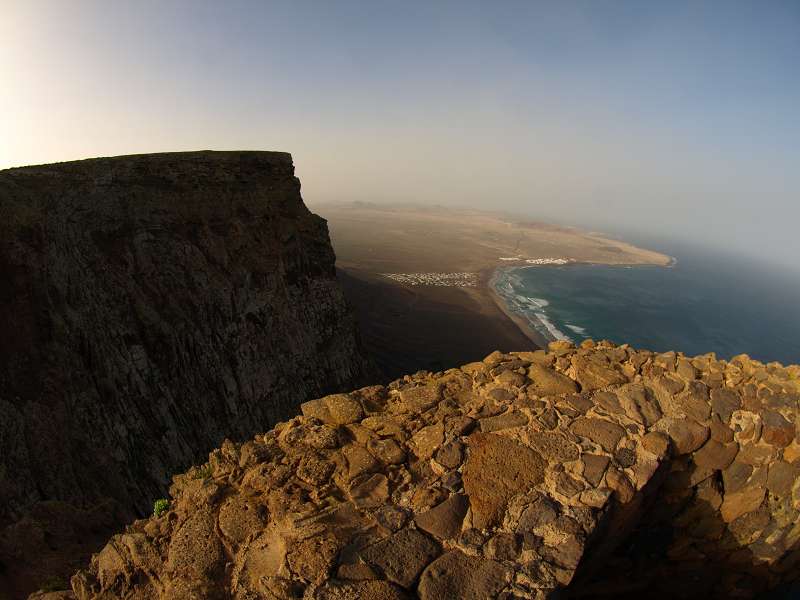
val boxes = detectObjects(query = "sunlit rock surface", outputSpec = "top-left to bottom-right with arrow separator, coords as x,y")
69,342 -> 800,599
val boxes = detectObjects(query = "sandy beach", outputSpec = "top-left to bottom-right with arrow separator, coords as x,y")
486,268 -> 552,348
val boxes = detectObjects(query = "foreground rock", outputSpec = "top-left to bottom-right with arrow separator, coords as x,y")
0,152 -> 376,597
68,342 -> 799,599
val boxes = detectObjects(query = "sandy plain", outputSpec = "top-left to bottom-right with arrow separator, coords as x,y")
315,203 -> 671,379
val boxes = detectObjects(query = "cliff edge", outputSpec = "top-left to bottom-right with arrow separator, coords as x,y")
0,152 -> 376,597
68,341 -> 800,599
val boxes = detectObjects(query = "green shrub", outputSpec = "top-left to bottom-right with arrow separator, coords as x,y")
192,464 -> 214,480
153,498 -> 170,517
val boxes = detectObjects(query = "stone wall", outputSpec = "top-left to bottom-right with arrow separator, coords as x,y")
0,152 -> 376,597
66,341 -> 800,599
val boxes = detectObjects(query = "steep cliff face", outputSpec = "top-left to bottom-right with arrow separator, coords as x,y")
0,152 -> 376,596
68,342 -> 800,600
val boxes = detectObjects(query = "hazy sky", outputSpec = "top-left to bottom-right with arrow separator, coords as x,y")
2,1 -> 798,268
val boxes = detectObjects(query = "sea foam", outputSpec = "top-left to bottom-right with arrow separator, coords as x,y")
493,267 -> 571,342
565,324 -> 587,335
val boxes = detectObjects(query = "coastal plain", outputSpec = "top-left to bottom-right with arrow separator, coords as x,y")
315,203 -> 671,379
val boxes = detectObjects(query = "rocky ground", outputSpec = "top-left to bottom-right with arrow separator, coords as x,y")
48,340 -> 799,599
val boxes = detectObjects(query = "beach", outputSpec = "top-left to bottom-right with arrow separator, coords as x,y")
338,268 -> 536,380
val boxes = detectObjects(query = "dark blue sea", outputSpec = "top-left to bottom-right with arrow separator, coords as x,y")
492,243 -> 800,366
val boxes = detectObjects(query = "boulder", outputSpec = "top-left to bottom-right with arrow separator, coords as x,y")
417,551 -> 509,600
571,356 -> 628,391
302,394 -> 365,425
720,485 -> 767,523
360,528 -> 440,589
528,364 -> 579,396
693,439 -> 739,471
414,494 -> 469,540
463,433 -> 546,529
570,417 -> 626,452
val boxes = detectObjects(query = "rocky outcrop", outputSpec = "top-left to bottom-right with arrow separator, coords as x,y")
0,152 -> 375,597
68,341 -> 800,599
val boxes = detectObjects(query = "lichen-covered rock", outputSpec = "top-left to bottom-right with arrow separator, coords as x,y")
463,433 -> 546,529
67,344 -> 799,600
302,393 -> 366,425
417,551 -> 509,599
693,438 -> 739,470
414,494 -> 469,540
528,364 -> 579,396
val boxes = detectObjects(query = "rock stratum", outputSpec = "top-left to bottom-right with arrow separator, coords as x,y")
66,341 -> 800,599
0,152 -> 375,597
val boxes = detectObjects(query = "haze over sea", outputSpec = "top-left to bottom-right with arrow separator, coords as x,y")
493,239 -> 800,366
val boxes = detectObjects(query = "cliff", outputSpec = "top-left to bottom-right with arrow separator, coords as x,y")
0,152 -> 376,597
65,341 -> 800,599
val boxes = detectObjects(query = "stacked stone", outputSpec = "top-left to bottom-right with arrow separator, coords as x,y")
64,341 -> 799,600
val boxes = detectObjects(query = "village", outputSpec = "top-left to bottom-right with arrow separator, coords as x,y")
381,272 -> 479,287
498,256 -> 573,265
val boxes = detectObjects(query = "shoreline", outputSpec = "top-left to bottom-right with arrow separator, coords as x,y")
485,258 -> 678,348
484,268 -> 551,349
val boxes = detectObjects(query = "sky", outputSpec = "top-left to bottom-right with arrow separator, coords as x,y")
2,0 -> 798,270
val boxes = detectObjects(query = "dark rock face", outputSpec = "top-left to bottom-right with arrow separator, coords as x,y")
0,152 -> 375,596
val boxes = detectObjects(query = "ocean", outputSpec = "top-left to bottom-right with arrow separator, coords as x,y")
492,244 -> 800,366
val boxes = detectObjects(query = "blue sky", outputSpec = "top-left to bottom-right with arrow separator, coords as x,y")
2,0 -> 798,268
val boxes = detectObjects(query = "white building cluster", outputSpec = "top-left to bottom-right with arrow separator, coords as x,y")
498,256 -> 572,265
381,272 -> 479,287
524,258 -> 572,265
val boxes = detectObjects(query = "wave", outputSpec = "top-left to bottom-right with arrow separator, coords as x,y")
565,324 -> 587,335
491,267 -> 572,342
533,310 -> 571,341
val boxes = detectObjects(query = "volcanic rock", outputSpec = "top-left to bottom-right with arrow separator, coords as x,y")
43,343 -> 800,599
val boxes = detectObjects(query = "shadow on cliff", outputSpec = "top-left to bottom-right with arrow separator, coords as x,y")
565,466 -> 800,599
0,499 -> 131,600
